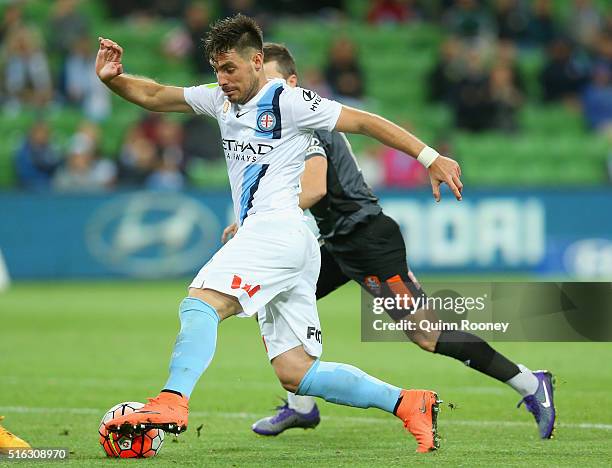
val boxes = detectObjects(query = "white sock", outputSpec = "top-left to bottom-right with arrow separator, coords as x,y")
287,392 -> 316,413
505,364 -> 539,397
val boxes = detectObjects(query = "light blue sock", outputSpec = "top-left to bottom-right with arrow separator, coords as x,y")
296,360 -> 401,413
163,297 -> 220,398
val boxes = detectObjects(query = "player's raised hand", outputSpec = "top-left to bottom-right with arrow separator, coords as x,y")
221,223 -> 238,243
428,156 -> 463,202
96,37 -> 124,83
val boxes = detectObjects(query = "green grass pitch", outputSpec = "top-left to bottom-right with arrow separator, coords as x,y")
1,280 -> 611,466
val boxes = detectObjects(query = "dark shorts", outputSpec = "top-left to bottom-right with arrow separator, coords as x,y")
317,212 -> 425,318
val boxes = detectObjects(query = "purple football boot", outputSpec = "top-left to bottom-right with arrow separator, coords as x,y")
517,370 -> 556,439
252,400 -> 320,436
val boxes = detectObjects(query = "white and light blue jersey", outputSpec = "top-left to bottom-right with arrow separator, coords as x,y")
184,79 -> 342,225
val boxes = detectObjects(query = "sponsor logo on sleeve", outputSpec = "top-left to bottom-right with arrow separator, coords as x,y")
302,90 -> 316,101
302,89 -> 322,111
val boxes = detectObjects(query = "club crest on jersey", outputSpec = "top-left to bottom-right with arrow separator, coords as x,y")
364,275 -> 381,295
257,111 -> 276,132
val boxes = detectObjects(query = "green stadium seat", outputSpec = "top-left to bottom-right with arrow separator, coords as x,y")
520,104 -> 585,135
21,0 -> 52,24
0,111 -> 38,133
47,108 -> 83,136
188,159 -> 229,189
454,131 -> 609,186
0,147 -> 16,189
518,49 -> 545,99
103,20 -> 177,48
78,0 -> 108,28
344,0 -> 370,20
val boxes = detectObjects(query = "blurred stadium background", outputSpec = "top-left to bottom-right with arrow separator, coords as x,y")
0,0 -> 611,282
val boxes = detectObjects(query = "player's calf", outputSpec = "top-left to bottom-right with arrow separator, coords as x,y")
394,308 -> 440,352
294,358 -> 441,453
271,346 -> 318,393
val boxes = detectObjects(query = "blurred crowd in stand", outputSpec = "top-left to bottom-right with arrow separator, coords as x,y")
2,0 -> 611,192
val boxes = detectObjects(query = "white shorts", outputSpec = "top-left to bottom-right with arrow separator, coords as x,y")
189,213 -> 323,360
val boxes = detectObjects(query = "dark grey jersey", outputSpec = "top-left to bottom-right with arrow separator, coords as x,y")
306,130 -> 381,239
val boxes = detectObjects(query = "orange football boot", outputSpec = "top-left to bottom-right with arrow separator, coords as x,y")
0,416 -> 31,453
105,392 -> 189,435
394,389 -> 441,453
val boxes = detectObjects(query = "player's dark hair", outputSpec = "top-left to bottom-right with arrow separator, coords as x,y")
203,14 -> 263,60
263,42 -> 297,78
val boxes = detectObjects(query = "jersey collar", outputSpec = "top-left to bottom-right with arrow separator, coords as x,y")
237,78 -> 286,110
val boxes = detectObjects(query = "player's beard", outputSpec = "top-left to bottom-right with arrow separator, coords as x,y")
236,73 -> 261,105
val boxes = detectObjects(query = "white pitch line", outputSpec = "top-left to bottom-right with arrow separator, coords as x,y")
2,377 -> 511,395
1,406 -> 611,431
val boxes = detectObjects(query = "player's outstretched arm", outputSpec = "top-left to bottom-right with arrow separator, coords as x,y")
96,37 -> 193,113
335,106 -> 462,202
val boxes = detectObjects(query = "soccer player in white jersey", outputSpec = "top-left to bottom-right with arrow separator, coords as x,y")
97,14 -> 464,453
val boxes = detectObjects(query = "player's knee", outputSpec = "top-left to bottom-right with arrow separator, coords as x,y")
187,287 -> 241,320
271,347 -> 316,393
273,365 -> 302,392
415,336 -> 438,353
404,328 -> 438,353
401,308 -> 440,352
279,376 -> 301,393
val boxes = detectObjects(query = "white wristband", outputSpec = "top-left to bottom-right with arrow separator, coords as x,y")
417,146 -> 440,168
